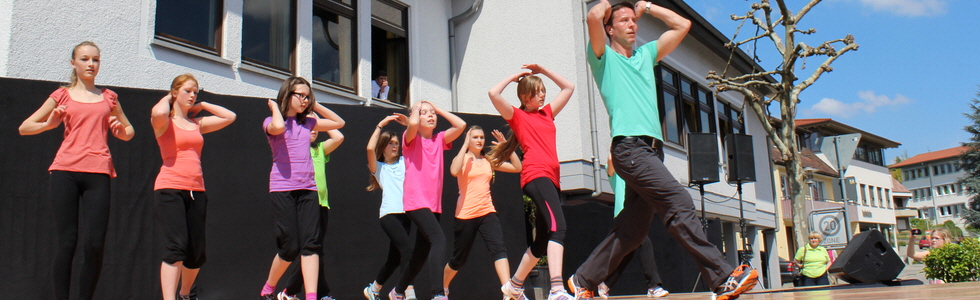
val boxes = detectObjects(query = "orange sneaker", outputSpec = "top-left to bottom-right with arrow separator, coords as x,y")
713,264 -> 759,300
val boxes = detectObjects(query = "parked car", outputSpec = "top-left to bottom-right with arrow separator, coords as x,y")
779,257 -> 796,285
919,237 -> 931,249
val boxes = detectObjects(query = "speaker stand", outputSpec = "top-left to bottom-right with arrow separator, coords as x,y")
736,180 -> 754,266
692,183 -> 711,293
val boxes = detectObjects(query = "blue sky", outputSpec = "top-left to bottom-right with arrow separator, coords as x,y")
690,0 -> 979,163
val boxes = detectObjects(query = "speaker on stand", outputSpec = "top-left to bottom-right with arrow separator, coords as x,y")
724,133 -> 756,265
686,133 -> 720,291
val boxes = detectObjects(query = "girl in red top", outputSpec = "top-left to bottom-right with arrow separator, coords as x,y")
150,74 -> 236,300
488,64 -> 575,300
18,41 -> 136,300
441,126 -> 522,296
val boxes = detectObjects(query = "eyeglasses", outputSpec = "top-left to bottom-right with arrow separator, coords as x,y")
292,93 -> 310,101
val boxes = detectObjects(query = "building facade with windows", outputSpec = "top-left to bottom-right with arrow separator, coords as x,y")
889,146 -> 970,231
0,0 -> 782,289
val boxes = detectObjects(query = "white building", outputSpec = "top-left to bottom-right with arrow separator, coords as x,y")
0,0 -> 781,289
890,146 -> 970,231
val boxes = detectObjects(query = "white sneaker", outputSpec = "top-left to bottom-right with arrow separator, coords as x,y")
277,291 -> 299,300
501,281 -> 527,300
548,290 -> 574,300
647,286 -> 669,298
405,285 -> 417,300
597,282 -> 609,299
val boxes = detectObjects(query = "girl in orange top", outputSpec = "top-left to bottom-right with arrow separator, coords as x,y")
18,41 -> 135,300
150,74 -> 236,300
441,126 -> 522,296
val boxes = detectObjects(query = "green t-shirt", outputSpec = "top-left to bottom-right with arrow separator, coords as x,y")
311,142 -> 330,208
795,244 -> 830,278
586,42 -> 662,140
610,174 -> 625,217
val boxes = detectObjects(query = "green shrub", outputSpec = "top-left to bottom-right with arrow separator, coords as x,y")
923,238 -> 980,282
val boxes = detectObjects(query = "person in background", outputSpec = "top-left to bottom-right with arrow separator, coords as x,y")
794,231 -> 830,286
907,227 -> 954,284
372,70 -> 389,100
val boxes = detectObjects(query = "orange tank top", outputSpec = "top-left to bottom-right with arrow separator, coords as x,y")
153,119 -> 205,191
455,154 -> 496,219
48,88 -> 118,177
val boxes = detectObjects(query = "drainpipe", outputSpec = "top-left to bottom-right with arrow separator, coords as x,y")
449,0 -> 484,111
582,0 -> 603,198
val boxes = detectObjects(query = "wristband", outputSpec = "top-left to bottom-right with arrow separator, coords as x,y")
644,2 -> 651,14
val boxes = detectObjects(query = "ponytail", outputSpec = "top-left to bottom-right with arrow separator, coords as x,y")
486,129 -> 519,169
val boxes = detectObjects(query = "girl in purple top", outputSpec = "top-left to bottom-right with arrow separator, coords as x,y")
389,101 -> 466,300
258,77 -> 345,300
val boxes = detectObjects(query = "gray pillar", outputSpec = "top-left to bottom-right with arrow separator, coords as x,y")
724,222 -> 738,267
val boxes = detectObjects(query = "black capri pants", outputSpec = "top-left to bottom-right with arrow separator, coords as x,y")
154,189 -> 208,268
448,213 -> 508,270
270,190 -> 322,261
523,177 -> 566,258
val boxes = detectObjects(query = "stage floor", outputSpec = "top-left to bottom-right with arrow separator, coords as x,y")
607,281 -> 979,299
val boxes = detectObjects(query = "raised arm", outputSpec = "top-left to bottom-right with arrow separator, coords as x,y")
433,102 -> 467,143
907,233 -> 929,261
524,64 -> 575,117
367,115 -> 402,174
196,101 -> 237,134
320,129 -> 344,156
636,0 -> 691,62
449,128 -> 472,177
150,94 -> 173,137
404,103 -> 421,145
109,101 -> 135,141
587,0 -> 613,59
311,102 -> 345,131
20,98 -> 64,135
487,71 -> 528,120
266,99 -> 286,135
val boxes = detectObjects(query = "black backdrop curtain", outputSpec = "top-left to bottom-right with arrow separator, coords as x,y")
0,77 -> 714,299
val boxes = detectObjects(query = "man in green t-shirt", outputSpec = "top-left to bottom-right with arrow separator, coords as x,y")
567,2 -> 757,300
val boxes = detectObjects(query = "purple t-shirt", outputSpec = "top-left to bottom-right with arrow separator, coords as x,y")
264,116 -> 317,192
402,131 -> 451,213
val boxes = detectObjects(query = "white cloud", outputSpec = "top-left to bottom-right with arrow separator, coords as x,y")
856,0 -> 947,17
808,90 -> 911,118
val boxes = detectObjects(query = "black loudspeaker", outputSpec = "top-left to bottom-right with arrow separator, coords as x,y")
687,133 -> 720,184
724,134 -> 756,183
828,230 -> 905,283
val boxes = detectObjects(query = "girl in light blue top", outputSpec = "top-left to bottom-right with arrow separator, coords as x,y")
362,114 -> 413,299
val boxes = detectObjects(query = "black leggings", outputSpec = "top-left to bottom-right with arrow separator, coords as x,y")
524,177 -> 566,258
396,208 -> 445,295
375,213 -> 413,285
283,206 -> 331,296
49,170 -> 111,300
448,213 -> 508,270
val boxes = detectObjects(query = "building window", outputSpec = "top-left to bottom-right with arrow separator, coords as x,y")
155,0 -> 223,52
313,0 -> 357,89
371,0 -> 409,105
861,184 -> 868,206
717,101 -> 743,143
877,187 -> 883,207
657,65 -> 716,146
810,181 -> 824,201
242,0 -> 297,71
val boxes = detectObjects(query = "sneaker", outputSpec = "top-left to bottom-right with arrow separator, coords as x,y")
260,294 -> 276,300
713,264 -> 759,300
432,294 -> 448,300
647,286 -> 669,298
405,286 -> 417,300
597,282 -> 609,299
277,291 -> 299,300
566,275 -> 593,300
319,297 -> 336,300
548,290 -> 574,300
388,289 -> 405,300
501,281 -> 527,300
363,283 -> 381,300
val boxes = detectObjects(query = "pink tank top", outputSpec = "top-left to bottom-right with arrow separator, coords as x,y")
48,88 -> 118,177
154,120 -> 205,191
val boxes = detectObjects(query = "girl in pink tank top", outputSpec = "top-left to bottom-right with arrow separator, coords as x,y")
150,74 -> 237,300
18,41 -> 135,300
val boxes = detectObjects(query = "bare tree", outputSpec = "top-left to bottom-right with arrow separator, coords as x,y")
706,0 -> 859,250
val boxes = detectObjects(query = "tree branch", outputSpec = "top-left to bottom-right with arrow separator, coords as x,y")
794,0 -> 823,25
793,37 -> 859,95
